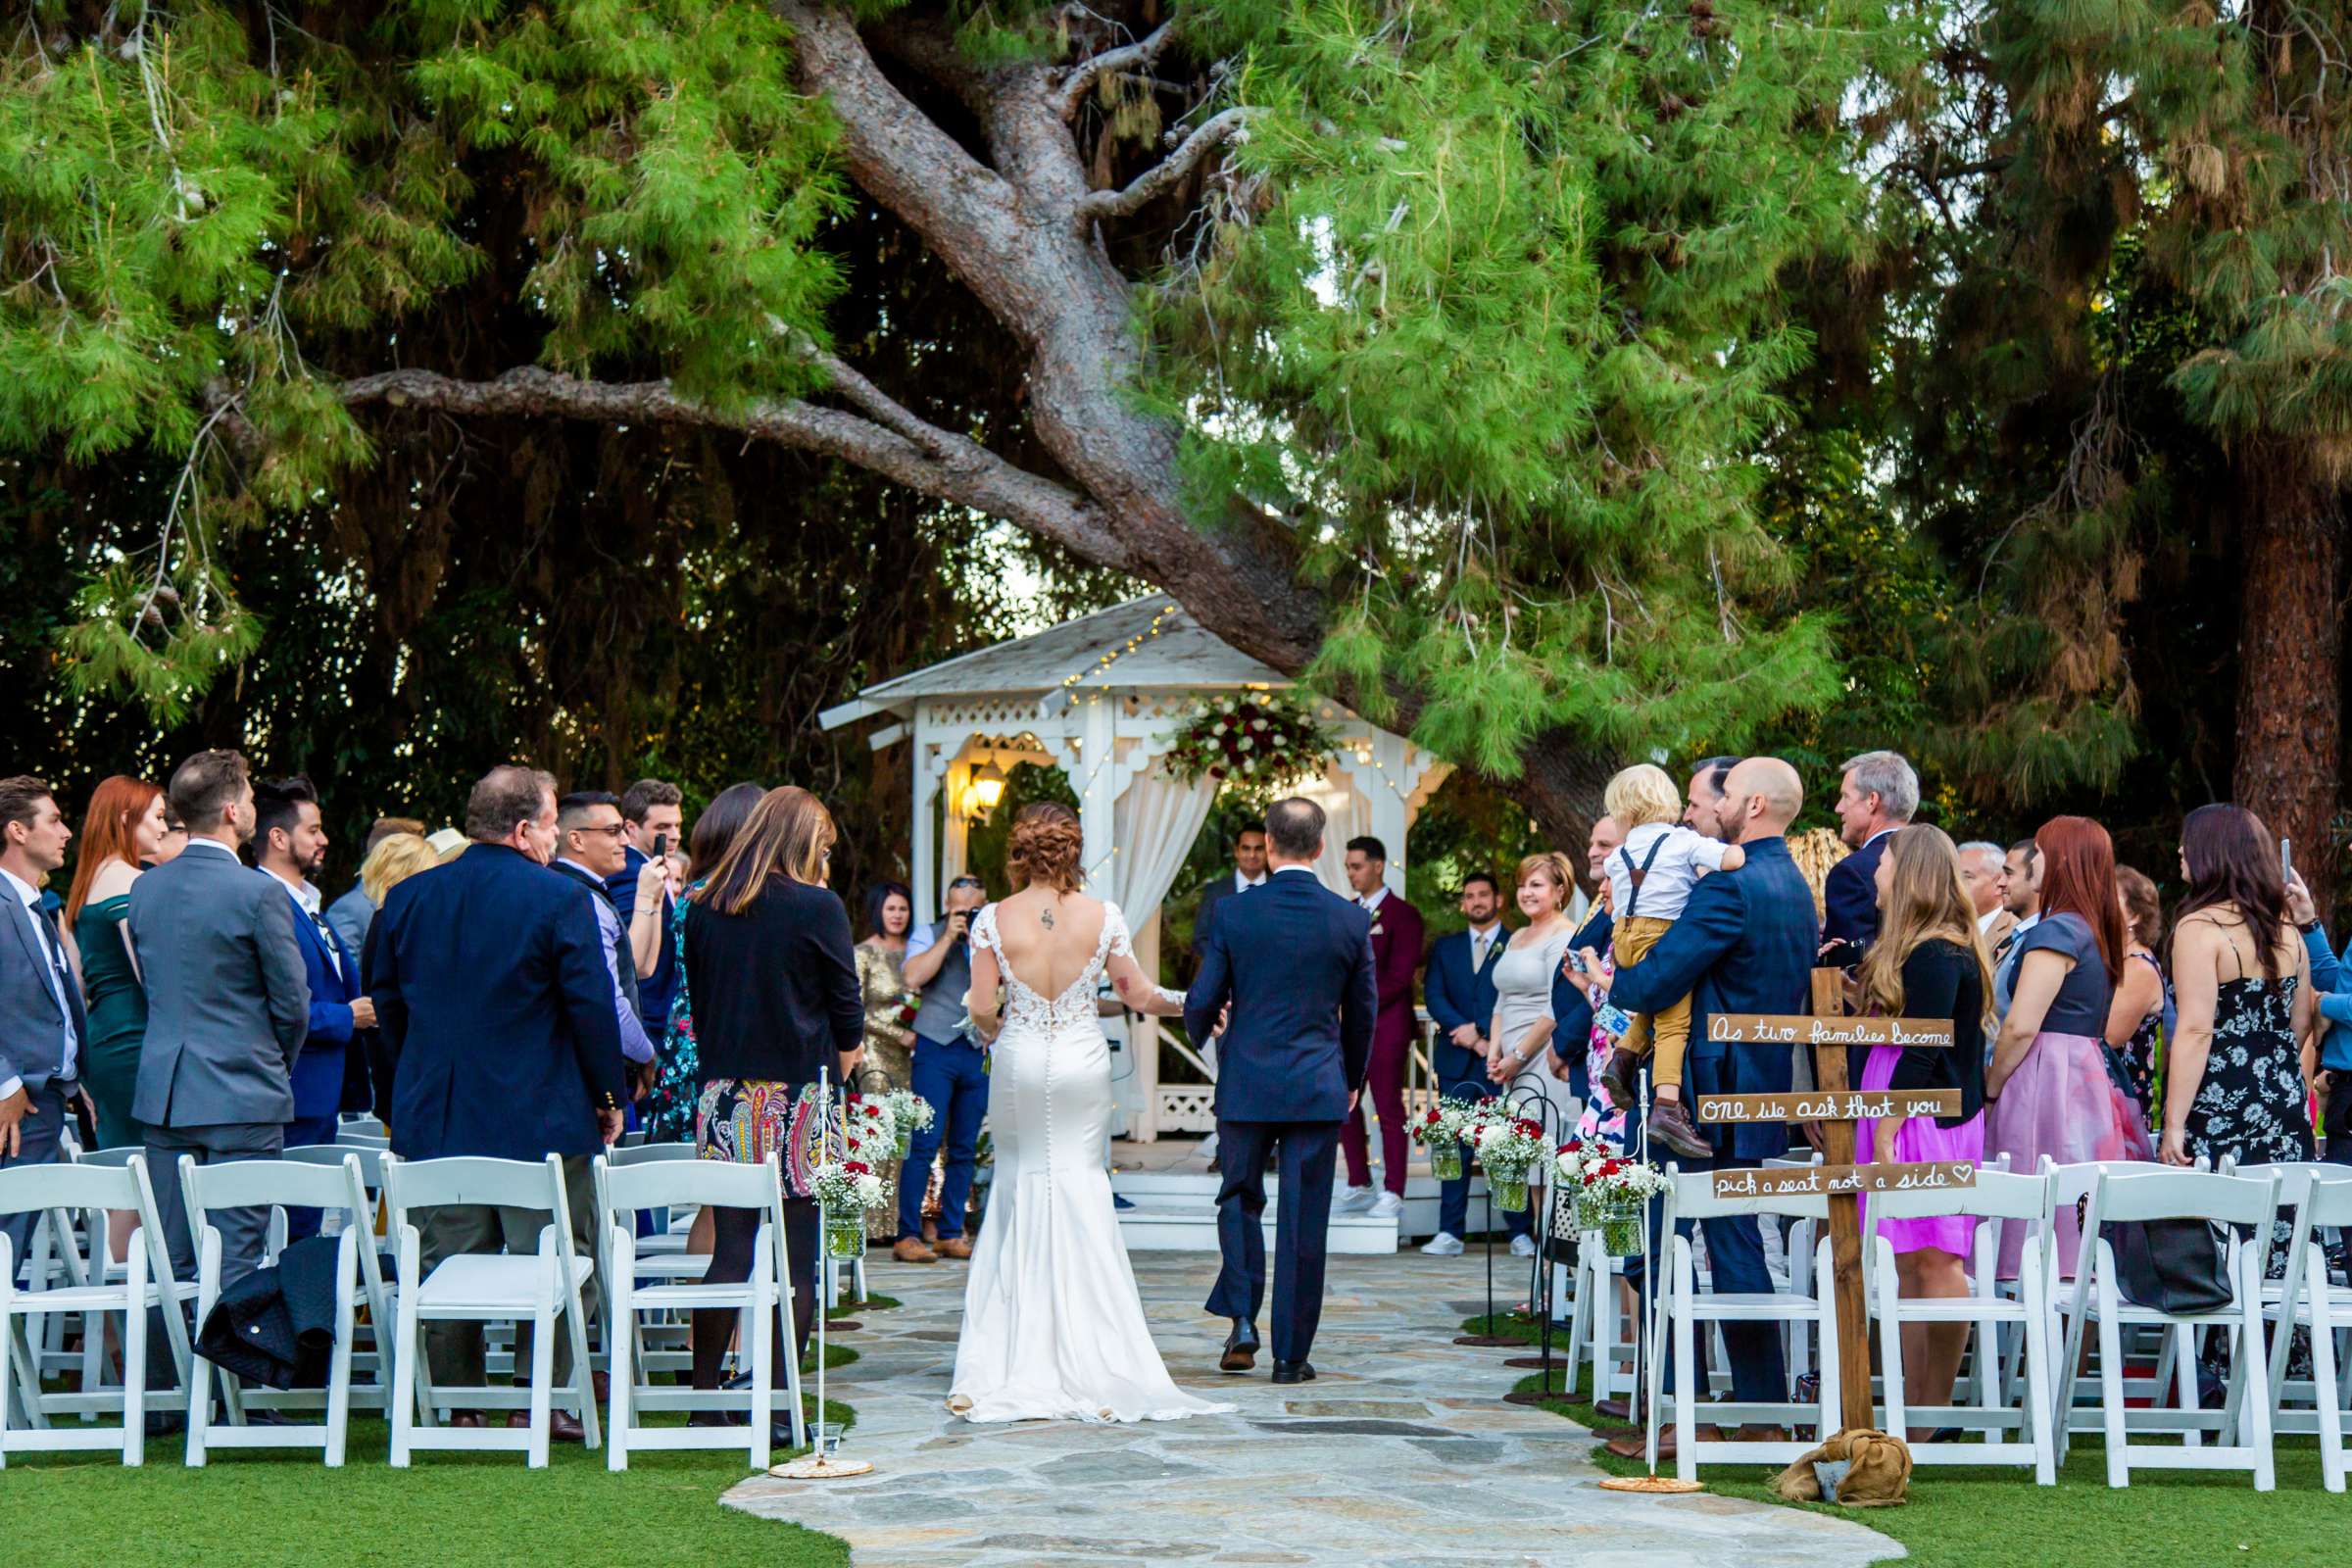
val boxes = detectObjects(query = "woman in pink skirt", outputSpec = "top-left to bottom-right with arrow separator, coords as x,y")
1853,825 -> 1993,1440
1985,815 -> 2153,1281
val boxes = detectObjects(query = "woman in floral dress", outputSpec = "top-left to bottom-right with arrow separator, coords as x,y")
648,784 -> 765,1144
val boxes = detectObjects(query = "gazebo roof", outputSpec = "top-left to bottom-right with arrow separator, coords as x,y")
819,597 -> 1287,729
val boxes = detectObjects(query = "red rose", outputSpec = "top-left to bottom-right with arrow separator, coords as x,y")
844,1160 -> 870,1175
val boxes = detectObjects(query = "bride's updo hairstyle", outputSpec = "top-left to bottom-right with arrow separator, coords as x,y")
1006,801 -> 1084,894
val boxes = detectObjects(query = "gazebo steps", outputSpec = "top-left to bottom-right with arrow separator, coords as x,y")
1114,1200 -> 1400,1254
1110,1169 -> 1485,1248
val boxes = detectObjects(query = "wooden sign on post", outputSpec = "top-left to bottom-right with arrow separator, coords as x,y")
1697,983 -> 1974,1441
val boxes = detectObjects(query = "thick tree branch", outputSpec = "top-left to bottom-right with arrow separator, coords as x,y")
1056,21 -> 1177,120
1075,107 -> 1261,225
332,367 -> 1135,575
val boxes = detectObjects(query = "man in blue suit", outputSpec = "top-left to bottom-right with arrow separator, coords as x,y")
1421,871 -> 1528,1254
1186,796 -> 1377,1384
1576,757 -> 1818,1455
366,764 -> 625,1438
1820,749 -> 1917,963
254,777 -> 370,1240
1193,820 -> 1268,947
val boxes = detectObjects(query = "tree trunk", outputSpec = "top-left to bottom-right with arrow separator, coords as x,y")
2231,445 -> 2343,911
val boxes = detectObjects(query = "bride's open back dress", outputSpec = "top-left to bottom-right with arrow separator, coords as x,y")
947,901 -> 1235,1424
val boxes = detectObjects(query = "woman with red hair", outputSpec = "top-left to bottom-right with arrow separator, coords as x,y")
64,776 -> 168,1149
1984,815 -> 2153,1277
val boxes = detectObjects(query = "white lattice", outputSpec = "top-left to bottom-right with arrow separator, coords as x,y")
1154,1088 -> 1218,1133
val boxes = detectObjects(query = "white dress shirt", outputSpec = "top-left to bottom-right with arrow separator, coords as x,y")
1233,869 -> 1266,894
262,864 -> 343,980
1,865 -> 78,1099
1358,884 -> 1390,916
556,859 -> 658,1065
1466,919 -> 1502,970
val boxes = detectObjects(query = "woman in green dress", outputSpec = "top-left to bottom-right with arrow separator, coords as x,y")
64,776 -> 171,1151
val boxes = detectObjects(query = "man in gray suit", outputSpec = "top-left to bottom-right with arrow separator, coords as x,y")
0,776 -> 92,1277
128,749 -> 308,1371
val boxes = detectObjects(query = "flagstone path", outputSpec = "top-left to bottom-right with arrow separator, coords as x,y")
723,1247 -> 1902,1567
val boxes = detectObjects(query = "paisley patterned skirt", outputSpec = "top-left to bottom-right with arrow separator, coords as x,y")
696,1078 -> 824,1198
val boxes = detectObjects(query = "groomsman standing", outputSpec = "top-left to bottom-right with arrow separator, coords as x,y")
1419,871 -> 1528,1255
0,777 -> 90,1271
1335,836 -> 1423,1220
253,777 -> 371,1240
130,750 -> 310,1405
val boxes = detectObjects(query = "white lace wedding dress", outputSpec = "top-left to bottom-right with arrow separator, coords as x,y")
948,902 -> 1235,1424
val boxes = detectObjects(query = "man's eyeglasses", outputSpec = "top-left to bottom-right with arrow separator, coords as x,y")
571,823 -> 628,838
947,876 -> 985,891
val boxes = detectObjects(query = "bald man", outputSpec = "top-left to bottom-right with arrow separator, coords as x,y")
1588,756 -> 1819,1454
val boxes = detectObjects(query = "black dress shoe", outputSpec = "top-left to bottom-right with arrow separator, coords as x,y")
1220,1320 -> 1259,1373
1270,1360 -> 1315,1385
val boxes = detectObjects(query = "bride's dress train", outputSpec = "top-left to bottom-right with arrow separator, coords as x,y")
948,903 -> 1235,1424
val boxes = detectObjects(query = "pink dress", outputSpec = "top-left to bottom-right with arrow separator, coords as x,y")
1856,1045 -> 1983,1258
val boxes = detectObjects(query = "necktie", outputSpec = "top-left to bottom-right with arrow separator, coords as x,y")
33,903 -> 77,1064
311,908 -> 344,979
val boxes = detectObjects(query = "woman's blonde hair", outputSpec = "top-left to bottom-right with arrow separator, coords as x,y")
1856,824 -> 1995,1025
1515,851 -> 1574,911
693,786 -> 836,916
361,832 -> 441,907
1602,763 -> 1683,830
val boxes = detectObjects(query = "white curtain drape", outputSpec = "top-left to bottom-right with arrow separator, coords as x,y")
1300,771 -> 1367,894
1107,763 -> 1219,933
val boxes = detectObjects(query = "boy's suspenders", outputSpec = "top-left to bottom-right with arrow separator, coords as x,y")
1615,833 -> 1671,920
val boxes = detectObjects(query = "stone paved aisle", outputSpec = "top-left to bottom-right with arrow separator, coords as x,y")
723,1248 -> 1902,1567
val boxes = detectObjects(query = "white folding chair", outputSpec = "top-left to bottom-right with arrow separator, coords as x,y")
2055,1166 -> 2278,1488
1866,1167 -> 2055,1480
2262,1172 -> 2352,1489
280,1144 -> 395,1399
0,1155 -> 191,1466
181,1154 -> 373,1465
597,1153 -> 804,1469
381,1153 -> 599,1467
1652,1168 -> 1836,1479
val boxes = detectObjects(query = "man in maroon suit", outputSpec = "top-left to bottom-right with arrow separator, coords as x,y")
1334,836 -> 1424,1219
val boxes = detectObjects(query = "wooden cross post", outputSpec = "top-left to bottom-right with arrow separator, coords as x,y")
1695,978 -> 1973,1439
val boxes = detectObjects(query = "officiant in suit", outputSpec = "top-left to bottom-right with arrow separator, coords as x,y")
0,777 -> 92,1275
1187,796 -> 1378,1384
1579,756 -> 1819,1454
253,777 -> 372,1240
1194,821 -> 1268,944
1419,871 -> 1527,1253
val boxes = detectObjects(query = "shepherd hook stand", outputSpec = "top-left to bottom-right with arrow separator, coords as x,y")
773,1065 -> 874,1480
1598,1067 -> 1702,1494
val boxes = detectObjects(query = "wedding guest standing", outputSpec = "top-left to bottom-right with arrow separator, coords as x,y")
0,777 -> 89,1271
655,782 -> 763,1146
1984,816 -> 2149,1278
1486,851 -> 1577,1231
252,779 -> 370,1159
325,817 -> 424,959
683,786 -> 863,1441
2289,870 -> 2352,1165
1555,816 -> 1626,1142
1418,871 -> 1525,1256
63,776 -> 168,1150
614,778 -> 684,1039
2105,866 -> 2172,1116
895,874 -> 991,1262
1853,825 -> 1990,1441
1335,836 -> 1422,1221
854,881 -> 917,1098
1821,750 -> 1919,962
353,830 -> 441,1117
367,764 -> 625,1439
2162,805 -> 2315,1172
130,750 -> 310,1403
1989,840 -> 2043,1015
1957,842 -> 2007,937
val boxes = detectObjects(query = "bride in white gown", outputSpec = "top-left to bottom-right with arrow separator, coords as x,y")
947,804 -> 1235,1425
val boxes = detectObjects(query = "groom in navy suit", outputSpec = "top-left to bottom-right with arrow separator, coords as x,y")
1186,796 -> 1377,1383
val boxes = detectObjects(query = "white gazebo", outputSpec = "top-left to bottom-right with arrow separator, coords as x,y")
819,597 -> 1450,1141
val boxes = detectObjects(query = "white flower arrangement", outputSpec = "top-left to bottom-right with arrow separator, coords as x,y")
1554,1138 -> 1598,1184
809,1159 -> 893,1215
1410,1096 -> 1479,1149
1576,1154 -> 1671,1203
1471,1113 -> 1547,1182
882,1087 -> 936,1137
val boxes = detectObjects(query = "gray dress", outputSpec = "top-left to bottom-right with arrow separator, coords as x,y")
1490,922 -> 1576,1123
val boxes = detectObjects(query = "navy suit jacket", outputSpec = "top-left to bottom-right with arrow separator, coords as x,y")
1607,836 -> 1818,1161
1424,925 -> 1509,1084
275,882 -> 363,1120
1821,831 -> 1890,956
1548,906 -> 1615,1100
1185,869 -> 1377,1123
365,844 -> 626,1162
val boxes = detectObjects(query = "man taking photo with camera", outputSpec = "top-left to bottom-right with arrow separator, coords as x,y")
894,875 -> 991,1262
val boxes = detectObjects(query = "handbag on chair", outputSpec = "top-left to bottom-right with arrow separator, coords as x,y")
2099,1215 -> 2234,1315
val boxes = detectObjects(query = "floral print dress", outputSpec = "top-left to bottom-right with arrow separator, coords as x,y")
2183,969 -> 2314,1169
644,882 -> 705,1144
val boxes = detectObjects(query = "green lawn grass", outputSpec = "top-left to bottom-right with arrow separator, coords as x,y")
1464,1311 -> 2351,1567
4,1298 -> 908,1566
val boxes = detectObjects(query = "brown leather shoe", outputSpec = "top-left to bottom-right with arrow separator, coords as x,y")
1645,1096 -> 1715,1160
1593,1396 -> 1642,1422
509,1408 -> 585,1442
449,1411 -> 485,1429
937,1236 -> 974,1259
892,1237 -> 939,1263
1737,1423 -> 1790,1443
